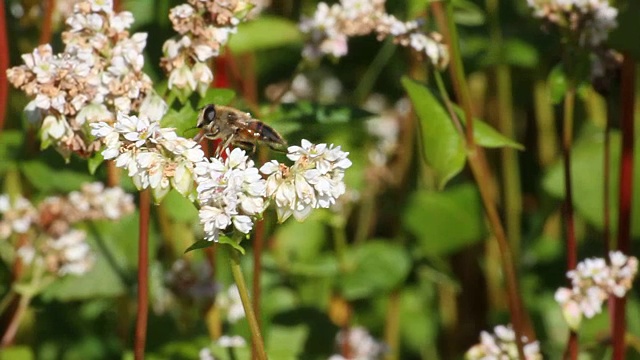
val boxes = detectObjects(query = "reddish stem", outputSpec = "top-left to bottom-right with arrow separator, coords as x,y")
0,0 -> 9,131
612,53 -> 635,360
135,189 -> 151,360
39,0 -> 55,45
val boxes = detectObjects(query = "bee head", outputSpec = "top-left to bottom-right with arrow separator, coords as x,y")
197,104 -> 217,128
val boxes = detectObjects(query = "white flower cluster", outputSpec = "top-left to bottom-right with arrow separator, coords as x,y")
465,325 -> 541,360
215,284 -> 246,324
555,251 -> 638,329
328,326 -> 384,360
260,139 -> 352,223
91,112 -> 205,202
161,0 -> 259,98
527,0 -> 618,47
299,0 -> 449,69
0,195 -> 38,239
42,229 -> 94,276
6,0 -> 158,158
66,182 -> 135,221
1,183 -> 134,277
195,148 -> 266,241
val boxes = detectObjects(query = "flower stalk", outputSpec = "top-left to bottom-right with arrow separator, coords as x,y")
0,0 -> 8,132
135,189 -> 150,360
612,53 -> 635,360
432,2 -> 532,358
228,244 -> 267,360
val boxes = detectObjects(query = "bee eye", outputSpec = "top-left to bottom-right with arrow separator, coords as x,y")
198,105 -> 216,128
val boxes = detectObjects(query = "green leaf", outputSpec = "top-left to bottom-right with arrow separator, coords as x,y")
452,106 -> 524,150
402,77 -> 466,189
452,0 -> 486,26
542,126 -> 640,237
42,236 -> 126,301
548,65 -> 567,105
160,105 -> 198,138
0,130 -> 23,173
266,325 -> 309,360
503,39 -> 539,68
0,346 -> 34,360
228,16 -> 303,54
219,235 -> 246,255
184,240 -> 216,253
403,183 -> 486,256
339,240 -> 411,300
400,287 -> 438,355
87,151 -> 104,175
272,212 -> 326,264
20,161 -> 94,193
161,190 -> 198,222
196,88 -> 236,109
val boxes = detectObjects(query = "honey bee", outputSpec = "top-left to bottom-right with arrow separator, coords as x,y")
194,104 -> 287,155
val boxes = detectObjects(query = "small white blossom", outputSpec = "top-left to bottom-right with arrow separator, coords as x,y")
195,148 -> 266,241
215,284 -> 246,323
555,251 -> 638,329
329,326 -> 384,360
217,335 -> 247,348
0,195 -> 38,238
466,325 -> 541,360
91,113 -> 204,202
261,140 -> 351,223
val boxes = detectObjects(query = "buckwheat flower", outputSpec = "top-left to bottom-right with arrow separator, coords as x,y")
260,140 -> 351,223
199,348 -> 215,360
7,0 -> 155,158
215,284 -> 246,323
299,0 -> 448,69
217,335 -> 247,348
528,0 -> 618,48
44,229 -> 95,276
195,148 -> 266,241
0,195 -> 38,239
161,0 -> 256,97
555,251 -> 638,329
329,327 -> 385,360
466,325 -> 541,360
91,113 -> 205,202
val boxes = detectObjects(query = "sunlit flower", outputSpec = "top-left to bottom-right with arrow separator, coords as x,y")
260,139 -> 351,223
161,0 -> 258,96
195,148 -> 266,241
7,0 -> 154,158
91,112 -> 204,202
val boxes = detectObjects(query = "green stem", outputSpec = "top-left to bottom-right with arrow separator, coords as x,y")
432,2 -> 532,357
486,0 -> 522,258
0,294 -> 31,347
383,290 -> 401,360
562,83 -> 578,360
443,3 -> 474,146
229,247 -> 267,360
331,220 -> 349,271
